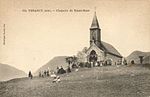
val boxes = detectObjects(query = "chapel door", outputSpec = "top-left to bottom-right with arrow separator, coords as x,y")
89,50 -> 97,63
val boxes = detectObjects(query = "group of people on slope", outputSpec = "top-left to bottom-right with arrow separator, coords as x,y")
39,70 -> 50,77
28,64 -> 79,83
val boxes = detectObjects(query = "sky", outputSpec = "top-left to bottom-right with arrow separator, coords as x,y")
0,0 -> 150,73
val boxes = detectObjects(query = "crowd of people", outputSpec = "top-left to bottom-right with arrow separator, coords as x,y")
27,65 -> 75,83
28,64 -> 78,83
28,61 -> 125,82
39,70 -> 50,77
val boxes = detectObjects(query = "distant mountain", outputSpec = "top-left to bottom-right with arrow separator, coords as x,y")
35,56 -> 69,75
0,63 -> 27,81
126,51 -> 150,64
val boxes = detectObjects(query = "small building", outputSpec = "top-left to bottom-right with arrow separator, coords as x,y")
143,56 -> 150,64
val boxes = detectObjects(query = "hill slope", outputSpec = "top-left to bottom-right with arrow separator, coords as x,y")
35,56 -> 69,75
126,51 -> 150,64
0,65 -> 150,97
0,63 -> 27,81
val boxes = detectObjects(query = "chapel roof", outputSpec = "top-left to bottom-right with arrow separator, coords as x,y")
101,41 -> 122,58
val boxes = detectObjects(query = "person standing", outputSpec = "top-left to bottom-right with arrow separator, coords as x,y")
28,71 -> 33,79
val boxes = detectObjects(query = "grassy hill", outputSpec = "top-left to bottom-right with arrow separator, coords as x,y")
126,51 -> 150,64
0,65 -> 150,97
0,63 -> 27,81
35,56 -> 69,75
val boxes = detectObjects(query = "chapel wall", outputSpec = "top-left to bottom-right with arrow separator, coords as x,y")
106,54 -> 122,65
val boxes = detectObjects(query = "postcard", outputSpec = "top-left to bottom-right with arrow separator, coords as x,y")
0,0 -> 150,97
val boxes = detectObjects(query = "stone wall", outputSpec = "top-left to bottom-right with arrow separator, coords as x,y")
106,53 -> 122,65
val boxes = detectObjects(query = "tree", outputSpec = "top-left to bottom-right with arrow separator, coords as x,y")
82,47 -> 88,53
77,51 -> 86,62
66,56 -> 77,66
66,57 -> 73,66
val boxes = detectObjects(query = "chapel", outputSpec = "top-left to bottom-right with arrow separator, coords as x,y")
78,12 -> 123,66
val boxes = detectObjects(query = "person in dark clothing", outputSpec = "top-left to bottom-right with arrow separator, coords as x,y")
67,66 -> 71,73
47,70 -> 50,76
61,66 -> 66,74
56,66 -> 60,74
39,71 -> 42,77
28,71 -> 33,79
57,66 -> 66,74
44,70 -> 47,77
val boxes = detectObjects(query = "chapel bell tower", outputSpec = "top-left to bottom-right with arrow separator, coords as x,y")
90,12 -> 101,47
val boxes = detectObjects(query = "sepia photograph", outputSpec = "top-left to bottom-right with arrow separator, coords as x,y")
0,0 -> 150,97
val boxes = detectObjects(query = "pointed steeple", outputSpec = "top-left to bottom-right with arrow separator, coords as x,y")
90,12 -> 100,29
90,11 -> 101,47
